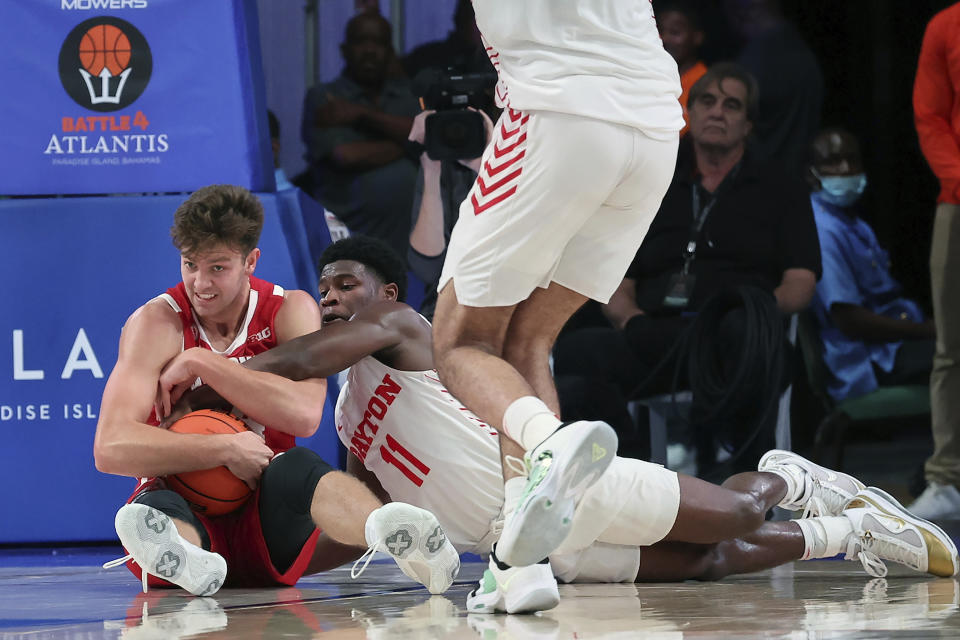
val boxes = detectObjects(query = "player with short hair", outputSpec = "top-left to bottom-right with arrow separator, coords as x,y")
94,185 -> 459,596
201,236 -> 959,613
429,0 -> 684,574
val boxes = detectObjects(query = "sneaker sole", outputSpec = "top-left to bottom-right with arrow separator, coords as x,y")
466,573 -> 560,614
498,422 -> 618,567
505,585 -> 561,614
382,510 -> 460,594
115,504 -> 226,596
852,487 -> 960,578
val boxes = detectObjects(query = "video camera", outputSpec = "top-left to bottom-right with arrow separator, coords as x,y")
414,67 -> 498,161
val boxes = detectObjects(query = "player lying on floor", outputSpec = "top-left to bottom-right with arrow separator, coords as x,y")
160,236 -> 960,612
94,186 -> 459,596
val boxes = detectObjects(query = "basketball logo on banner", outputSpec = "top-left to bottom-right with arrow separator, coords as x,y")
58,17 -> 152,112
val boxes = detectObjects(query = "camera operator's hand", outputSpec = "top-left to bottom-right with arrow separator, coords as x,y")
458,108 -> 495,173
408,110 -> 441,171
407,110 -> 434,145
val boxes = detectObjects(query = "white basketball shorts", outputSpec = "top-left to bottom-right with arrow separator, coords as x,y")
557,456 -> 680,556
438,108 -> 678,307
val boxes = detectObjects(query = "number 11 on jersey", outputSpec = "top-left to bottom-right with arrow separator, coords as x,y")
380,434 -> 430,487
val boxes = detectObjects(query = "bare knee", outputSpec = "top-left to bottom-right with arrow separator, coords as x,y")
431,289 -> 509,365
684,544 -> 730,581
727,491 -> 768,534
502,334 -> 553,370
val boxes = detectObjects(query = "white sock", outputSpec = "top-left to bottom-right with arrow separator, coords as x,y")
761,463 -> 806,507
363,507 -> 382,547
796,516 -> 853,560
502,396 -> 562,451
503,476 -> 527,518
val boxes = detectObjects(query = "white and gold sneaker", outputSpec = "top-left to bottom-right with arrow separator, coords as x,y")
842,487 -> 960,578
759,449 -> 865,517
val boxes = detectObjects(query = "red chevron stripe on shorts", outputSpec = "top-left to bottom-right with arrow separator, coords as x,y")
471,109 -> 528,215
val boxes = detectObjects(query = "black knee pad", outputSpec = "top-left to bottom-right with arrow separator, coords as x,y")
260,447 -> 335,515
133,489 -> 211,550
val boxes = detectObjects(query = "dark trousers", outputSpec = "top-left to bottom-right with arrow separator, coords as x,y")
554,305 -> 789,475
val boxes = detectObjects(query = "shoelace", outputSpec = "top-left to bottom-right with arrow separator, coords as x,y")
103,554 -> 150,593
800,477 -> 854,520
351,542 -> 380,580
847,531 -> 921,579
852,548 -> 889,578
503,454 -> 528,477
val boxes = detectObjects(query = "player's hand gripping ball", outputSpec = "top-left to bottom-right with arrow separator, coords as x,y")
165,410 -> 254,516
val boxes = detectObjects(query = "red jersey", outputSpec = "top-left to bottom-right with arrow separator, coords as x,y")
125,275 -> 322,589
157,275 -> 294,454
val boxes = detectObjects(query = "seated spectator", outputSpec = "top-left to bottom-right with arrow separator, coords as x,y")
554,62 -> 821,473
301,11 -> 420,260
405,107 -> 494,319
725,0 -> 823,174
808,127 -> 935,402
657,0 -> 707,137
403,0 -> 490,78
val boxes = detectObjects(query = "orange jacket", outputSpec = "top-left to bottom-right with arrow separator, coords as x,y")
679,61 -> 707,138
914,3 -> 960,204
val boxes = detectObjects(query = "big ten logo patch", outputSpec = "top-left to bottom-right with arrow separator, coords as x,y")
247,327 -> 272,344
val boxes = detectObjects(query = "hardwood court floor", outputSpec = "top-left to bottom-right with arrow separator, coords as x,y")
2,547 -> 960,639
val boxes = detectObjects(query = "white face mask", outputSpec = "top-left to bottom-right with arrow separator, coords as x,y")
812,169 -> 867,207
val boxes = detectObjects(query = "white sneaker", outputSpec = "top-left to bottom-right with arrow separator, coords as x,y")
352,503 -> 460,595
497,421 -> 617,567
758,449 -> 865,517
466,548 -> 560,614
841,487 -> 960,578
105,504 -> 226,596
908,482 -> 960,520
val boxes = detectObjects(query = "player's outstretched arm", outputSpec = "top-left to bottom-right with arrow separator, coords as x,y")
156,290 -> 327,438
244,300 -> 430,380
94,301 -> 272,481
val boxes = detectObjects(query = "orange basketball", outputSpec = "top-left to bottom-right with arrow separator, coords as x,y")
78,24 -> 131,76
166,410 -> 253,516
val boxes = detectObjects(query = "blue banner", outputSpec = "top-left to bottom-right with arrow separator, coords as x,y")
0,0 -> 273,195
0,192 -> 339,543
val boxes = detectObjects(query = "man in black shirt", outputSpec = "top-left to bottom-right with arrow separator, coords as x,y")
555,62 -> 820,472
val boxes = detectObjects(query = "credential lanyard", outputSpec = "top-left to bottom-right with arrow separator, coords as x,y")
683,184 -> 716,275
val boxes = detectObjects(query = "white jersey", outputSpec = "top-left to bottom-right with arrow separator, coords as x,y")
473,0 -> 684,139
335,356 -> 505,554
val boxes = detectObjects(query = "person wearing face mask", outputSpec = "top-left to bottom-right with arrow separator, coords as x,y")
807,128 -> 935,404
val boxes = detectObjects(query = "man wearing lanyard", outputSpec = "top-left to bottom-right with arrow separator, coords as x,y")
554,62 -> 821,471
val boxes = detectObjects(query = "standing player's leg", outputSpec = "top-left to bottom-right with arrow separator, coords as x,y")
502,282 -> 589,414
431,288 -> 525,430
435,112 -> 652,568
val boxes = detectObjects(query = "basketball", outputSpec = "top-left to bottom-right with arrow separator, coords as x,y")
165,410 -> 254,516
78,24 -> 131,76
